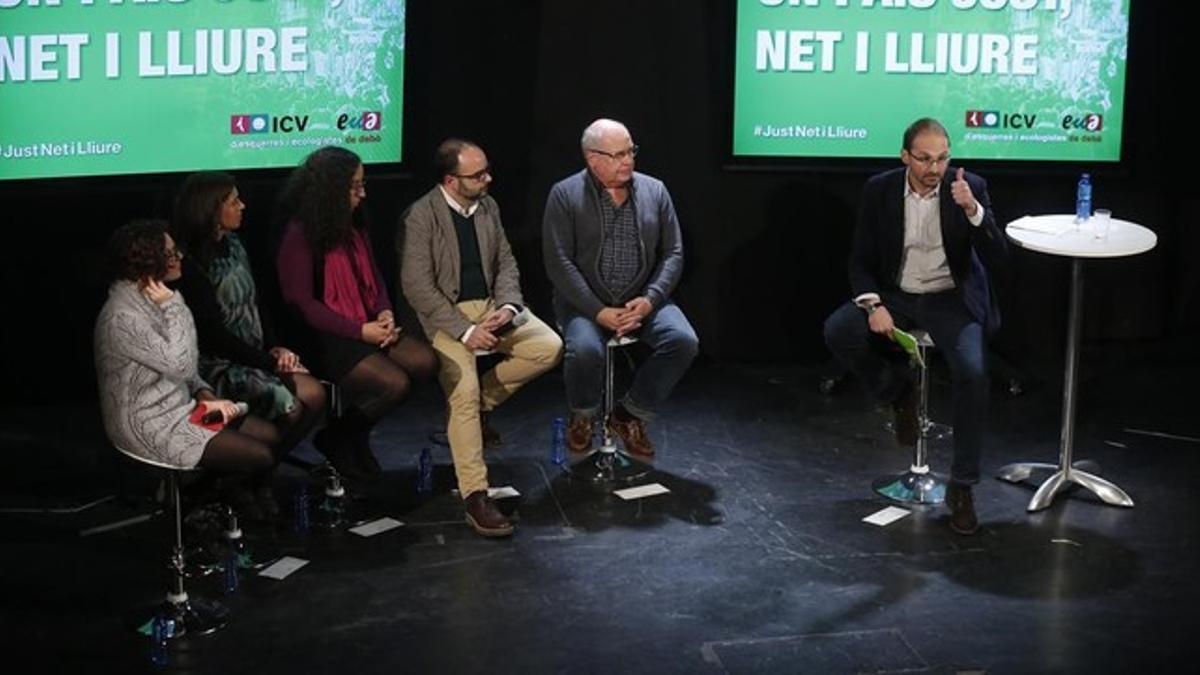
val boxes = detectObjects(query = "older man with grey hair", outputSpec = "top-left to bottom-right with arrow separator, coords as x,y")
542,119 -> 699,459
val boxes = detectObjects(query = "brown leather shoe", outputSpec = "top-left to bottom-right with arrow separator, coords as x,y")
464,491 -> 514,537
892,381 -> 919,447
946,483 -> 979,535
566,415 -> 593,453
607,415 -> 655,458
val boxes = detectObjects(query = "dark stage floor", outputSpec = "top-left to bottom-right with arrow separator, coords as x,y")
2,339 -> 1198,674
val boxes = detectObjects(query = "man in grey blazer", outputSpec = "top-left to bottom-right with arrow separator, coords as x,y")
542,119 -> 699,459
401,139 -> 562,537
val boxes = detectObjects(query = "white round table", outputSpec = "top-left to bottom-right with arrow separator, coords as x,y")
998,214 -> 1157,511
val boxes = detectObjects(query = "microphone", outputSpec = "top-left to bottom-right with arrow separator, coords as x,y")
201,401 -> 249,425
492,308 -> 529,336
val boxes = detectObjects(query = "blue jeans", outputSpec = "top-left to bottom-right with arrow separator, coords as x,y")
823,290 -> 988,484
559,301 -> 698,421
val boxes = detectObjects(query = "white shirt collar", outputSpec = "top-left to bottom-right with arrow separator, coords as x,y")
903,170 -> 941,200
439,185 -> 480,218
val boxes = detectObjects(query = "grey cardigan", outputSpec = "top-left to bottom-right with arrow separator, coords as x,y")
400,186 -> 524,340
542,169 -> 683,319
94,281 -> 216,468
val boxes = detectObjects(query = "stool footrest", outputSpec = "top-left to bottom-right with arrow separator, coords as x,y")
873,470 -> 947,505
568,449 -> 653,487
164,596 -> 229,638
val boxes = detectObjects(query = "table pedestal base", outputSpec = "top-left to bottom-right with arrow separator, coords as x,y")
997,461 -> 1134,512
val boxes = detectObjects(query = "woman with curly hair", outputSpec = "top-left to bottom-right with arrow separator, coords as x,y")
276,146 -> 437,481
94,220 -> 282,510
170,172 -> 326,517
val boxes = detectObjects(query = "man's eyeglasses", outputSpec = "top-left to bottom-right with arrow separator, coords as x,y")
164,248 -> 183,262
587,145 -> 639,162
350,179 -> 367,192
909,152 -> 950,167
454,167 -> 491,181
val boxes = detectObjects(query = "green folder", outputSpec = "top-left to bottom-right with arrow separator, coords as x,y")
892,328 -> 925,368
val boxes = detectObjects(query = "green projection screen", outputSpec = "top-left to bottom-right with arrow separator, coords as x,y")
1,0 -> 405,181
733,0 -> 1129,161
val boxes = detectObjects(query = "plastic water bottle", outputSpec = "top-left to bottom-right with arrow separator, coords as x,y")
550,417 -> 567,466
221,548 -> 240,594
318,473 -> 346,528
292,483 -> 310,534
1075,173 -> 1092,223
417,447 -> 433,497
149,614 -> 174,667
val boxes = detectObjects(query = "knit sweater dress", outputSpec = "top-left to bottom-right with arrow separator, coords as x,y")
94,280 -> 218,468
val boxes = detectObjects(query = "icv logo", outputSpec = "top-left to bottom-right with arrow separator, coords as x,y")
230,115 -> 270,134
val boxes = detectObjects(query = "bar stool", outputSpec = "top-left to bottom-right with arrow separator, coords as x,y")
325,380 -> 344,420
872,329 -> 947,505
569,335 -> 652,486
114,445 -> 229,637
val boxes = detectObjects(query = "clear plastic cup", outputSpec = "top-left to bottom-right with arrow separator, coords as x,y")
1092,208 -> 1112,239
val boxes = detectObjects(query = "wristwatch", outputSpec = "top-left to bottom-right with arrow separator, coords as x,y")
863,301 -> 883,315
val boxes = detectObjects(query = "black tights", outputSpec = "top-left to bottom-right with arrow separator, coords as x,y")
274,372 -> 327,454
339,335 -> 438,423
198,415 -> 281,480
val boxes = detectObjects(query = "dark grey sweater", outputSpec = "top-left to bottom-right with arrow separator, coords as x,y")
541,169 -> 684,318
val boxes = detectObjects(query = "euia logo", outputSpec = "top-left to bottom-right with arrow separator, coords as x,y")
1062,113 -> 1103,132
337,112 -> 382,131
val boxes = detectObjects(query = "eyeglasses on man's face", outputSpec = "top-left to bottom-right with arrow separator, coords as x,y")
454,167 -> 491,181
164,247 -> 183,262
908,152 -> 950,167
350,179 -> 367,193
587,144 -> 639,162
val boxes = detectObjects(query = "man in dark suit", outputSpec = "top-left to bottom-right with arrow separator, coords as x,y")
824,117 -> 1007,535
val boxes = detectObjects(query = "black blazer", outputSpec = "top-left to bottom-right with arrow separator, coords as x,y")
848,166 -> 1007,331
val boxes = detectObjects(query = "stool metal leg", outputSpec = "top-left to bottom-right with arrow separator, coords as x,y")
162,472 -> 228,638
883,348 -> 952,439
873,342 -> 947,505
601,338 -> 618,455
569,339 -> 652,487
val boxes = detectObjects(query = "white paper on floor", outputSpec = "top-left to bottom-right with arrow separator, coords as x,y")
862,506 -> 910,526
258,556 -> 309,580
349,517 -> 404,537
450,486 -> 521,499
614,483 -> 670,500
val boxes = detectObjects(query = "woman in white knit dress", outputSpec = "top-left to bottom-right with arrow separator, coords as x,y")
94,220 -> 281,489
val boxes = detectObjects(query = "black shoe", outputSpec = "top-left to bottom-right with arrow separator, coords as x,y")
313,427 -> 371,483
348,431 -> 383,477
219,479 -> 265,522
892,382 -> 919,447
946,483 -> 979,535
339,409 -> 384,479
254,482 -> 281,519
